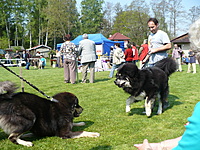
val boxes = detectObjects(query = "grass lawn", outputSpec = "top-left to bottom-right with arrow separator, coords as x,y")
0,62 -> 200,150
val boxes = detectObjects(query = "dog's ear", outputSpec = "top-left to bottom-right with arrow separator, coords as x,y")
118,63 -> 139,78
123,64 -> 139,78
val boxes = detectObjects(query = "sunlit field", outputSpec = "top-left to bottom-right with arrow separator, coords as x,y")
0,62 -> 200,150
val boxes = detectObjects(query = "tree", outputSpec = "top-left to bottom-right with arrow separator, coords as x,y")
102,2 -> 115,37
112,0 -> 150,44
0,0 -> 12,48
42,0 -> 80,49
80,0 -> 104,34
188,6 -> 200,23
150,0 -> 169,34
168,0 -> 185,37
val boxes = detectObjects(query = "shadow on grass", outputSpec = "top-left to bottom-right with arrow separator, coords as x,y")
95,78 -> 110,83
0,131 -> 44,143
72,120 -> 95,131
168,94 -> 183,107
128,94 -> 182,117
0,121 -> 95,143
76,78 -> 111,83
90,145 -> 112,150
0,131 -> 8,140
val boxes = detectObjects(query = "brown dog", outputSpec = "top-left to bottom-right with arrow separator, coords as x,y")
0,81 -> 100,147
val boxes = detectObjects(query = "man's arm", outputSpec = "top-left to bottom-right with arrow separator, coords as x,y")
149,43 -> 171,54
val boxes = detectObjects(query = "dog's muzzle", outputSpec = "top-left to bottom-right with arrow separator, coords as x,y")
114,79 -> 131,88
74,107 -> 83,117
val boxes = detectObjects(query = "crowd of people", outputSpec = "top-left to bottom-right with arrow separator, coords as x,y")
3,50 -> 46,70
3,17 -> 197,85
5,17 -> 196,84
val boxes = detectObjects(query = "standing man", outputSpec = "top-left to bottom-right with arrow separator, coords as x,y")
143,18 -> 171,67
78,34 -> 96,83
172,44 -> 183,72
14,50 -> 21,64
5,51 -> 11,64
22,51 -> 31,70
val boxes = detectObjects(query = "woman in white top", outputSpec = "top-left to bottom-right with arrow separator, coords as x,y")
109,43 -> 125,78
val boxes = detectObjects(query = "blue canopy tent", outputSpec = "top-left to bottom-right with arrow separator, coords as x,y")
56,33 -> 124,56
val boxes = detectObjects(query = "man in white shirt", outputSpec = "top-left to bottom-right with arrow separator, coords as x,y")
144,18 -> 171,67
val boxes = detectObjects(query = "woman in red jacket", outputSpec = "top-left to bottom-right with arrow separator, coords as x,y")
124,44 -> 134,63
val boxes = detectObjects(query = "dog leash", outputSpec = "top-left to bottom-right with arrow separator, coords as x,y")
0,62 -> 58,103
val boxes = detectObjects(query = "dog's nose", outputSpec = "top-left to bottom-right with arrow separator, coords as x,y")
114,80 -> 122,87
114,80 -> 118,85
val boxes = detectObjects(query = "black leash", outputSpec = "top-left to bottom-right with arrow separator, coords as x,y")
0,62 -> 58,102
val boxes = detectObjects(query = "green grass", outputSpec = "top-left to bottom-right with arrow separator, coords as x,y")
0,63 -> 200,150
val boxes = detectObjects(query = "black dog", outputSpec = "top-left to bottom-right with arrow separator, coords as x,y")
0,81 -> 100,147
114,58 -> 177,117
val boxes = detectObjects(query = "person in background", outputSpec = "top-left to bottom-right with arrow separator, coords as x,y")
172,44 -> 182,72
78,33 -> 96,83
39,55 -> 46,69
132,42 -> 139,64
109,43 -> 125,78
109,46 -> 114,65
50,52 -> 54,67
107,46 -> 114,69
187,49 -> 196,74
14,50 -> 21,64
183,56 -> 189,65
60,34 -> 77,84
138,39 -> 149,69
5,51 -> 11,64
22,51 -> 31,70
56,50 -> 61,68
143,18 -> 171,67
124,43 -> 134,63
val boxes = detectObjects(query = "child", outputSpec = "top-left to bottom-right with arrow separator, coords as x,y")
39,55 -> 46,69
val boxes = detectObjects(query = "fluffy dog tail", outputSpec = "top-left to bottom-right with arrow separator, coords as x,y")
0,81 -> 18,98
155,57 -> 177,76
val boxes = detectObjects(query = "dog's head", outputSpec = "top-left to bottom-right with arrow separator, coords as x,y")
53,92 -> 83,117
114,63 -> 140,94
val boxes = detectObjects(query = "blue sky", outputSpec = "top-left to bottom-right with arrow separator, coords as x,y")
77,0 -> 199,11
76,0 -> 200,36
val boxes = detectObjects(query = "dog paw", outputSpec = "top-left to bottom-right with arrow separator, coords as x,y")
126,106 -> 131,112
73,122 -> 85,126
145,108 -> 151,117
90,132 -> 100,137
157,110 -> 162,115
16,139 -> 34,147
82,131 -> 100,137
24,141 -> 34,147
